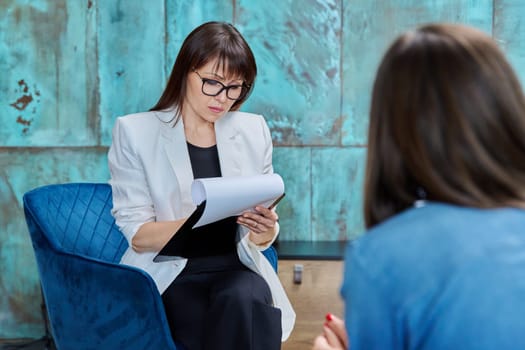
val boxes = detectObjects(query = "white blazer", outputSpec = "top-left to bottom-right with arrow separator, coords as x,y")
108,109 -> 295,340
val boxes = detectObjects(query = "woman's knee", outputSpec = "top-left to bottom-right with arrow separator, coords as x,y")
215,270 -> 272,305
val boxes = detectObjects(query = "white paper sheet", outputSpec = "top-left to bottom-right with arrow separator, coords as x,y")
190,173 -> 285,228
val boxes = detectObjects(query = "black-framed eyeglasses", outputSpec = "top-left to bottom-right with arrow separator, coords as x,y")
193,70 -> 249,101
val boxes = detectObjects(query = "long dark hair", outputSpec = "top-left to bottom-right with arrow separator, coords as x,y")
364,23 -> 525,228
150,21 -> 257,120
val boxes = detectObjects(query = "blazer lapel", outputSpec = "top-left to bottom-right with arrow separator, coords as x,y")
157,112 -> 195,211
215,114 -> 242,177
157,111 -> 242,212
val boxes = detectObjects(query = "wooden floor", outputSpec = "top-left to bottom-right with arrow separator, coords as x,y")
278,260 -> 345,350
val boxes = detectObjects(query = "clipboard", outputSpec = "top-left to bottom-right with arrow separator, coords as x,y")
153,194 -> 285,262
153,201 -> 207,262
153,174 -> 285,262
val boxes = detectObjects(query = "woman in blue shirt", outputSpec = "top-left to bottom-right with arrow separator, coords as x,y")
313,23 -> 525,350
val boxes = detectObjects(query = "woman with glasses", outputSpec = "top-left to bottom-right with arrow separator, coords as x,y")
108,21 -> 294,350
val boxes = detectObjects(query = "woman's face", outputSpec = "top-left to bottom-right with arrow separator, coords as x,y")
183,59 -> 244,124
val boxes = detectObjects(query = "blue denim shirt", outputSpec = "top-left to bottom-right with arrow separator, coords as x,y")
342,202 -> 525,350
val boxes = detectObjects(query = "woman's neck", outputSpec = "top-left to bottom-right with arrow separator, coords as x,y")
182,116 -> 216,147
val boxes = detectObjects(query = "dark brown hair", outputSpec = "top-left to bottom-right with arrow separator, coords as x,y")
364,23 -> 525,228
151,21 -> 257,120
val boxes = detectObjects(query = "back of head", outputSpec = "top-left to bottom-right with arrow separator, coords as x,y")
365,23 -> 525,228
151,21 -> 257,115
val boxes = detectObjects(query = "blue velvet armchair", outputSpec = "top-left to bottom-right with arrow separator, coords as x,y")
23,183 -> 278,350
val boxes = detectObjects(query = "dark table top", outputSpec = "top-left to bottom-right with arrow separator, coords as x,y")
273,240 -> 348,260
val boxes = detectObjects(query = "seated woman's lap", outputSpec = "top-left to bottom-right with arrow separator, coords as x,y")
162,254 -> 281,350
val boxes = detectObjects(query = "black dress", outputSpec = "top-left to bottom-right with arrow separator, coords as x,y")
161,142 -> 282,350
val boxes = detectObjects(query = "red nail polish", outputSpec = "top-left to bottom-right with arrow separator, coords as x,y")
325,313 -> 333,321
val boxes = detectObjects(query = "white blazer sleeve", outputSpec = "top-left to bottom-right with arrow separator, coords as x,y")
108,117 -> 155,244
260,115 -> 274,176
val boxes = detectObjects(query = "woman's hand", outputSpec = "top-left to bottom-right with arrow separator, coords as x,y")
237,205 -> 278,233
237,205 -> 278,245
312,313 -> 349,350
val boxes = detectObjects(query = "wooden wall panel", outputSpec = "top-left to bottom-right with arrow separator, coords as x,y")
341,0 -> 494,146
98,0 -> 167,145
273,147 -> 313,240
237,0 -> 343,146
494,0 -> 525,86
0,0 -> 97,146
0,149 -> 109,337
311,147 -> 366,240
165,0 -> 233,78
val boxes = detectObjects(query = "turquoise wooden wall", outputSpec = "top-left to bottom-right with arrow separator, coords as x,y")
1,0 -> 524,339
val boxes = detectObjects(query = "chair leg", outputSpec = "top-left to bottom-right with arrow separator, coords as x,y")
39,285 -> 56,350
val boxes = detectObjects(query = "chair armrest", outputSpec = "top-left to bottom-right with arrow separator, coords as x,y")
36,248 -> 177,350
262,246 -> 278,272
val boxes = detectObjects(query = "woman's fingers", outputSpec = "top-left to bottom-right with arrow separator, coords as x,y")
312,334 -> 332,350
237,216 -> 270,233
237,206 -> 278,233
323,325 -> 346,349
311,326 -> 346,350
325,314 -> 349,348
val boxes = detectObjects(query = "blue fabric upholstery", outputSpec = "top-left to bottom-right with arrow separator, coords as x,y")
23,183 -> 278,350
